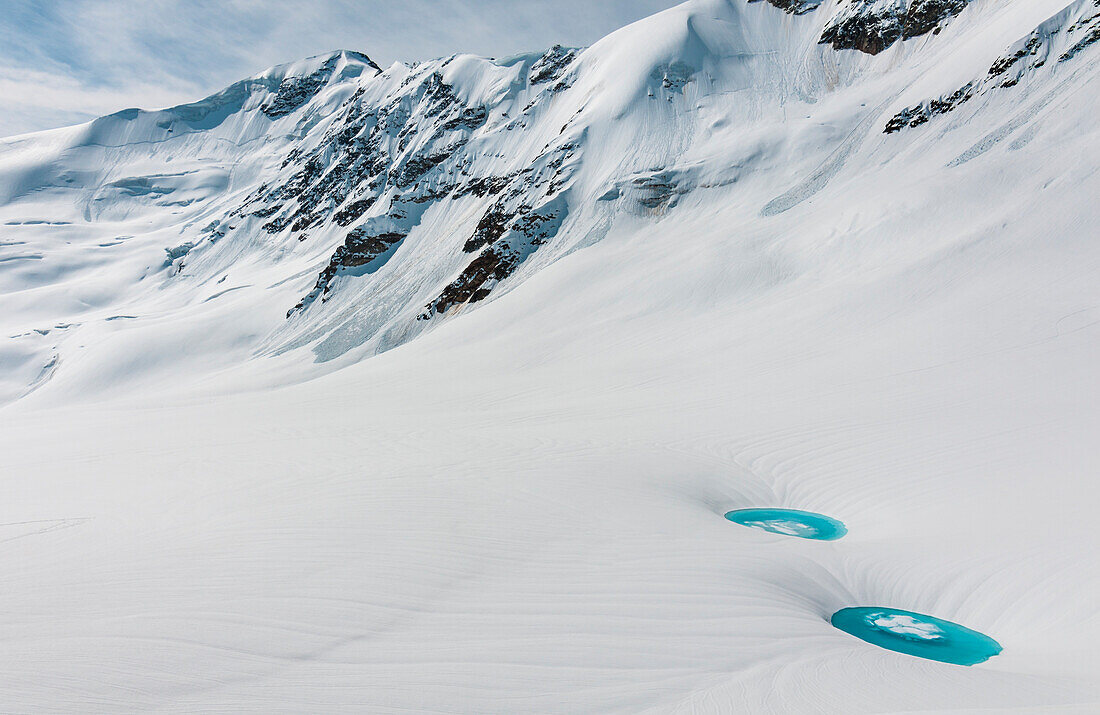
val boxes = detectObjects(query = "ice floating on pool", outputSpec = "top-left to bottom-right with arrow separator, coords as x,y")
831,607 -> 1002,665
723,508 -> 847,541
866,613 -> 944,641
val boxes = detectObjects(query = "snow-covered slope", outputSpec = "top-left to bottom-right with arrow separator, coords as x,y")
1,0 -> 1099,711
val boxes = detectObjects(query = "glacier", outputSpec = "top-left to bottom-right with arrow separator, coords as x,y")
1,0 -> 1098,711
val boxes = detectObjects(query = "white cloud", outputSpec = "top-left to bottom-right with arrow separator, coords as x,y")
0,66 -> 203,138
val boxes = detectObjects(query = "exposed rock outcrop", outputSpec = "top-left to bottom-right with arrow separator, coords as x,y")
884,82 -> 975,133
421,195 -> 568,319
820,0 -> 970,55
529,45 -> 578,85
747,0 -> 823,16
651,61 -> 696,93
289,227 -> 406,315
237,67 -> 490,245
885,0 -> 1100,132
1060,0 -> 1100,61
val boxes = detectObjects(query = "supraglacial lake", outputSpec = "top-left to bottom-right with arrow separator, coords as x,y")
831,607 -> 1002,665
723,508 -> 847,541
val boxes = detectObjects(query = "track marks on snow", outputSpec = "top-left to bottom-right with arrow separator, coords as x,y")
760,98 -> 899,217
950,60 -> 1100,167
0,518 -> 91,545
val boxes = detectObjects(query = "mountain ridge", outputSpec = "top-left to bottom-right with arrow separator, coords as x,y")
0,0 -> 1096,404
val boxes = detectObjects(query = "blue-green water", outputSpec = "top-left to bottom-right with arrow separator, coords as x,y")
831,607 -> 1002,665
723,508 -> 847,541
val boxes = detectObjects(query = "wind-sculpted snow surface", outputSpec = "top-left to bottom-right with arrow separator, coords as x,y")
1,0 -> 1099,712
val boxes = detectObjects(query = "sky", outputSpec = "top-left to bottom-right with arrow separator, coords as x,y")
0,0 -> 681,138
